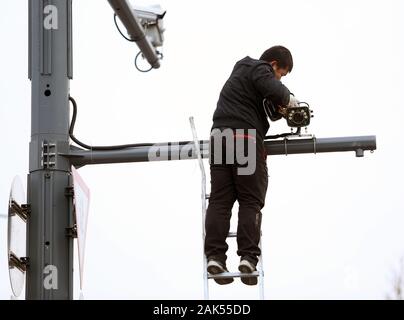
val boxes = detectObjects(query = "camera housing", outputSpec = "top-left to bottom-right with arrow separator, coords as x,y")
285,104 -> 312,127
263,99 -> 313,128
134,5 -> 166,48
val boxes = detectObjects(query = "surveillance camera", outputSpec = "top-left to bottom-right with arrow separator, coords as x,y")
263,99 -> 313,127
133,4 -> 166,20
285,103 -> 313,128
134,4 -> 166,48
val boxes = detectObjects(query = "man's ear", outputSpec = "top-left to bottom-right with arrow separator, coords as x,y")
269,61 -> 278,69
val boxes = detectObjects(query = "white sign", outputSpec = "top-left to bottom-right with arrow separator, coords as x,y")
71,166 -> 90,291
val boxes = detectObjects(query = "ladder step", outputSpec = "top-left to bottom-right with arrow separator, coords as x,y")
227,232 -> 237,238
208,271 -> 260,279
205,193 -> 210,199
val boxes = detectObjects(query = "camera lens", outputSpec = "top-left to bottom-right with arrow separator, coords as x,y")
292,112 -> 305,124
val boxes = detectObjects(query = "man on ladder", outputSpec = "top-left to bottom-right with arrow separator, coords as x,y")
205,46 -> 298,286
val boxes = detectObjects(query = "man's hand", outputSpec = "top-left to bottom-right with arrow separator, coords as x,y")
277,95 -> 300,118
288,94 -> 300,108
277,105 -> 288,117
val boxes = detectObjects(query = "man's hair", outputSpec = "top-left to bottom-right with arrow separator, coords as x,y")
260,46 -> 293,72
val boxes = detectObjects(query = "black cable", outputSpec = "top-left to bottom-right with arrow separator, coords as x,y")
265,133 -> 292,140
68,94 -> 299,150
135,50 -> 164,73
113,13 -> 163,73
68,96 -> 200,151
113,14 -> 134,42
264,127 -> 300,140
135,51 -> 153,73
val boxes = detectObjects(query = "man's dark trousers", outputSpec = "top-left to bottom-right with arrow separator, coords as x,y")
204,127 -> 268,267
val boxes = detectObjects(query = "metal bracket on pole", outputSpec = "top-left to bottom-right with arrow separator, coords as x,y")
41,141 -> 57,169
65,186 -> 74,198
9,201 -> 30,223
355,148 -> 364,157
65,184 -> 76,238
284,138 -> 288,156
9,253 -> 29,273
66,225 -> 78,239
283,134 -> 318,156
313,136 -> 317,154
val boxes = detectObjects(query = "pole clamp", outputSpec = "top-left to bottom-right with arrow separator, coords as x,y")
66,225 -> 78,239
41,141 -> 57,169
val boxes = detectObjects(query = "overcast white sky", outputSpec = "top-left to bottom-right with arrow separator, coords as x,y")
1,0 -> 404,300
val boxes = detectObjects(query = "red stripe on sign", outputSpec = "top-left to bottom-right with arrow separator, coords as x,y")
233,134 -> 256,141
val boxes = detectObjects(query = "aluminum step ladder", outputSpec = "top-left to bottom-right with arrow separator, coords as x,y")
189,117 -> 265,300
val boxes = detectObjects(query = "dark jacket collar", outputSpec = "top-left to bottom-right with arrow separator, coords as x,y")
245,55 -> 273,71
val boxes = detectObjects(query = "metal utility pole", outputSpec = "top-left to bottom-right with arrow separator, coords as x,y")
27,0 -> 74,299
22,0 -> 375,300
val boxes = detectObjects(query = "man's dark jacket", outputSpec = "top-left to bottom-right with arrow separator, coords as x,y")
212,56 -> 291,139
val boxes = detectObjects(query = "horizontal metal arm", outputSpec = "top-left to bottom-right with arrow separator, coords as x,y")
63,135 -> 376,168
266,135 -> 376,156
